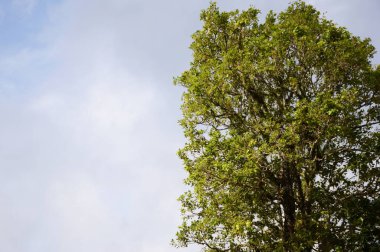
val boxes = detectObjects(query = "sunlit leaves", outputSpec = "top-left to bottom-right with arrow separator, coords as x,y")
174,1 -> 380,251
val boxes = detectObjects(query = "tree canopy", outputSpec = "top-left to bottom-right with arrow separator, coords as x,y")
174,1 -> 380,251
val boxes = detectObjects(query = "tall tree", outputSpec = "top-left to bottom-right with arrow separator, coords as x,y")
173,1 -> 380,251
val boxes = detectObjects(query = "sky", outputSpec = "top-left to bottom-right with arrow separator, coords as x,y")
0,0 -> 379,251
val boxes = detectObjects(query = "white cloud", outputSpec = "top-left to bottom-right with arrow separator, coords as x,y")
0,0 -> 197,250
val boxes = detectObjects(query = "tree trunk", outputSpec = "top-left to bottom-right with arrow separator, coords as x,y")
282,164 -> 296,251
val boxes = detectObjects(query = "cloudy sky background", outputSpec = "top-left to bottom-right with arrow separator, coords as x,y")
0,0 -> 379,251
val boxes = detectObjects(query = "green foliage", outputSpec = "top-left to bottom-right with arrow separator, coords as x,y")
174,1 -> 380,251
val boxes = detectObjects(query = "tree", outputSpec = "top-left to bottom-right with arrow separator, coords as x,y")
173,1 -> 380,251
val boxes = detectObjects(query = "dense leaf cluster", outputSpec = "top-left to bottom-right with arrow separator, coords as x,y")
174,1 -> 380,251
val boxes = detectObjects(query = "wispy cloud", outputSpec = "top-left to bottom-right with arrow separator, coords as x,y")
12,0 -> 38,15
0,0 -> 192,250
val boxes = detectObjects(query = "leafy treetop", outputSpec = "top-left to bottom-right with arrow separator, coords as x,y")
174,1 -> 380,251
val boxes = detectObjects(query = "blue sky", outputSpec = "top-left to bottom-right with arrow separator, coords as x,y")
0,0 -> 379,251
